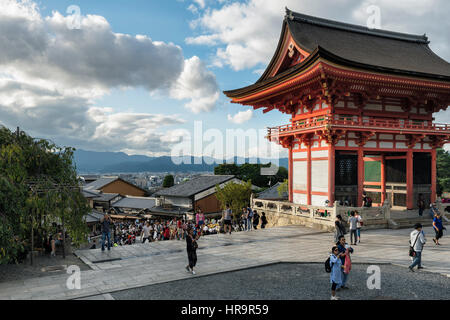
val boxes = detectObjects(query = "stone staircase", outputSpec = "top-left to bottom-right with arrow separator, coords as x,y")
388,209 -> 449,229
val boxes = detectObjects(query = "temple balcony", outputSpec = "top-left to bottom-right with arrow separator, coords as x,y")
267,115 -> 450,141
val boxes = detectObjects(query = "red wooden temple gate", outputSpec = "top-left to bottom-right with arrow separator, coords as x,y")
224,9 -> 450,210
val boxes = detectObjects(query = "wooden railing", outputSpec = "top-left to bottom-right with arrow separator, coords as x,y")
268,116 -> 450,137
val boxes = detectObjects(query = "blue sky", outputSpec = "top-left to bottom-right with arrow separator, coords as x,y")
35,0 -> 290,156
0,0 -> 449,157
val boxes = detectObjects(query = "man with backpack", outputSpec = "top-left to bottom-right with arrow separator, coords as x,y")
362,191 -> 372,207
408,223 -> 426,272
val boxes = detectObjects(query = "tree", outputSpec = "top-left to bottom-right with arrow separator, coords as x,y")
277,179 -> 288,198
215,181 -> 252,221
214,163 -> 288,188
162,174 -> 174,188
214,163 -> 240,176
437,148 -> 450,194
0,126 -> 90,264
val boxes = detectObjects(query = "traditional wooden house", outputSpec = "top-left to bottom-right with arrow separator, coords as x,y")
84,176 -> 148,197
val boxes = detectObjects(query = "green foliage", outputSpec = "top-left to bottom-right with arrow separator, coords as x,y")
215,181 -> 252,221
0,126 -> 89,264
214,163 -> 288,188
162,174 -> 175,188
437,148 -> 450,194
277,179 -> 288,197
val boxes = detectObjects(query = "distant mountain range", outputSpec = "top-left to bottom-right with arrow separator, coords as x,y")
73,149 -> 288,174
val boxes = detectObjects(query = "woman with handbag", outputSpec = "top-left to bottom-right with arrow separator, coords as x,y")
185,227 -> 199,275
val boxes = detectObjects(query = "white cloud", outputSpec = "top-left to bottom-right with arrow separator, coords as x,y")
227,109 -> 253,124
188,0 -> 450,71
170,56 -> 220,113
0,0 -> 220,156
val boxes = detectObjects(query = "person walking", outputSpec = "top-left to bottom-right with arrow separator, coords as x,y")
247,206 -> 254,231
253,210 -> 260,230
329,246 -> 344,300
355,211 -> 362,243
429,203 -> 439,219
348,211 -> 358,245
241,207 -> 248,231
408,223 -> 426,272
336,235 -> 353,289
185,227 -> 199,275
196,208 -> 205,232
334,215 -> 346,243
417,194 -> 426,217
261,212 -> 268,229
223,204 -> 232,234
100,214 -> 112,251
141,221 -> 152,243
432,212 -> 445,245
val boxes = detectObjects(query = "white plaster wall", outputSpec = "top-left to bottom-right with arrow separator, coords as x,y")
348,140 -> 358,147
396,135 -> 406,140
293,193 -> 307,205
365,104 -> 382,111
311,160 -> 329,193
380,134 -> 393,140
293,161 -> 307,191
312,195 -> 329,206
335,140 -> 346,147
293,152 -> 307,160
396,142 -> 408,149
311,150 -> 329,158
335,101 -> 345,108
365,141 -> 377,148
347,101 -> 357,109
423,143 -> 431,149
165,196 -> 192,208
386,105 -> 403,112
348,132 -> 356,138
380,142 -> 393,148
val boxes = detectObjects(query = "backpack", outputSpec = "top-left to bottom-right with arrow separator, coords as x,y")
325,256 -> 332,273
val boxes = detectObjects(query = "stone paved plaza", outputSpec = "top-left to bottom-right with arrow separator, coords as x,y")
0,225 -> 449,300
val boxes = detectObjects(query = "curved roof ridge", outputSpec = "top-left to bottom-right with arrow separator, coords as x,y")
285,7 -> 429,44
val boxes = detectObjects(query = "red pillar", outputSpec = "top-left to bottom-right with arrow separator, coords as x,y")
288,144 -> 293,202
307,142 -> 312,205
357,147 -> 364,207
431,149 -> 437,203
406,149 -> 414,209
328,143 -> 335,205
381,155 -> 386,204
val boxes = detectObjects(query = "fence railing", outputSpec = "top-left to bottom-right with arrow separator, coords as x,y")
267,115 -> 450,137
252,198 -> 391,228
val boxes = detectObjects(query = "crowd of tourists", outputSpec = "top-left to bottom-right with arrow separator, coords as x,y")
328,192 -> 447,300
94,205 -> 269,251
